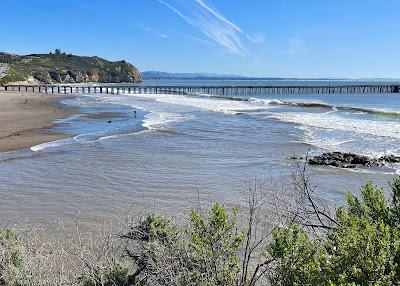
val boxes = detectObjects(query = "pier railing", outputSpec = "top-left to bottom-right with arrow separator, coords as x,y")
0,84 -> 399,95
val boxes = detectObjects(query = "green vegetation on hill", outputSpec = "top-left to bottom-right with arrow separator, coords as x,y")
0,49 -> 141,84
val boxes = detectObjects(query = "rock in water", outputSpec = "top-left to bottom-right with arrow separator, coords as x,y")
308,152 -> 400,168
380,155 -> 400,164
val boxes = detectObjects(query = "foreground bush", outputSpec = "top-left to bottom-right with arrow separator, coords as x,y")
114,203 -> 245,285
1,177 -> 400,285
269,179 -> 400,285
0,229 -> 26,285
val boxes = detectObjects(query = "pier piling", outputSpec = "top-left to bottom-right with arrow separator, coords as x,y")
0,84 -> 399,95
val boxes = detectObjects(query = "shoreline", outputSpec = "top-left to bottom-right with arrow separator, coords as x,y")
0,91 -> 74,153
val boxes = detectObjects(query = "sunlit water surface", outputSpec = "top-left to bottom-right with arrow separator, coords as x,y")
1,79 -> 400,225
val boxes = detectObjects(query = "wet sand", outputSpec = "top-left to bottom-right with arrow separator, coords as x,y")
0,91 -> 72,152
82,111 -> 124,120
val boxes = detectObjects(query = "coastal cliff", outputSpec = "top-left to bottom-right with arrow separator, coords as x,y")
0,50 -> 141,84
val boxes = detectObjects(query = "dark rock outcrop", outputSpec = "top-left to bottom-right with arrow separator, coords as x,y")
309,152 -> 400,168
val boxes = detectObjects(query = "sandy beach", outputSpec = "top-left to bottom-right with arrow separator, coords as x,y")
0,91 -> 72,152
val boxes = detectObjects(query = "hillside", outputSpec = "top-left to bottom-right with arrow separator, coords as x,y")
0,50 -> 141,84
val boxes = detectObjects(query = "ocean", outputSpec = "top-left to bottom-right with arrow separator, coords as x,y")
1,79 -> 400,225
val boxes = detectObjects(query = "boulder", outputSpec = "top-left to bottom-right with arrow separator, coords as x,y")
308,152 -> 400,168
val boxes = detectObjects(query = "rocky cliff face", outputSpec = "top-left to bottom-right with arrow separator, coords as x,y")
0,63 -> 8,79
35,64 -> 141,84
0,52 -> 141,84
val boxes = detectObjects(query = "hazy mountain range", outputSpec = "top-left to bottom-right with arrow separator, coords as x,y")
141,71 -> 247,80
141,71 -> 359,81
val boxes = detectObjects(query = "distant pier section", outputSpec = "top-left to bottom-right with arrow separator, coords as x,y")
1,84 -> 399,95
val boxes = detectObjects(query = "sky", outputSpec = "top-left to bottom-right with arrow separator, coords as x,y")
1,0 -> 400,78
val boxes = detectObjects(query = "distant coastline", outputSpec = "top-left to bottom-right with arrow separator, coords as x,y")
141,70 -> 400,81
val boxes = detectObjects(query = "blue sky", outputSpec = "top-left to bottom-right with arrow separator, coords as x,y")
2,0 -> 400,78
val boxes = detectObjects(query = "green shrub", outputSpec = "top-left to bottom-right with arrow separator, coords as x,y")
80,262 -> 130,286
268,224 -> 324,285
188,203 -> 244,285
0,228 -> 27,285
118,204 -> 245,286
268,178 -> 400,286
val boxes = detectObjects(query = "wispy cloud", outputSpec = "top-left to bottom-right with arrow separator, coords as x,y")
157,0 -> 249,56
182,33 -> 216,46
246,33 -> 266,44
78,2 -> 96,11
137,21 -> 170,39
194,0 -> 243,33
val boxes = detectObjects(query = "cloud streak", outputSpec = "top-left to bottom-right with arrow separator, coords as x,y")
157,0 -> 249,56
194,0 -> 242,33
137,21 -> 170,39
246,33 -> 265,44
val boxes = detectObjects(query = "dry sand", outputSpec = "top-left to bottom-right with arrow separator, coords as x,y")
0,91 -> 73,152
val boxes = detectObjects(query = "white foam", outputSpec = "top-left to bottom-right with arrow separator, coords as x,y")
31,137 -> 77,151
31,129 -> 148,151
92,94 -> 195,130
123,93 -> 271,114
268,111 -> 400,139
143,112 -> 192,130
30,133 -> 103,151
97,130 -> 149,141
249,98 -> 285,105
92,93 -> 272,132
299,134 -> 354,150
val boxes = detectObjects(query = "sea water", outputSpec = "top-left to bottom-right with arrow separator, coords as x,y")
0,79 -> 399,225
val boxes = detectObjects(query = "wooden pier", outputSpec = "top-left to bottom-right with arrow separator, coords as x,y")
0,84 -> 399,95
